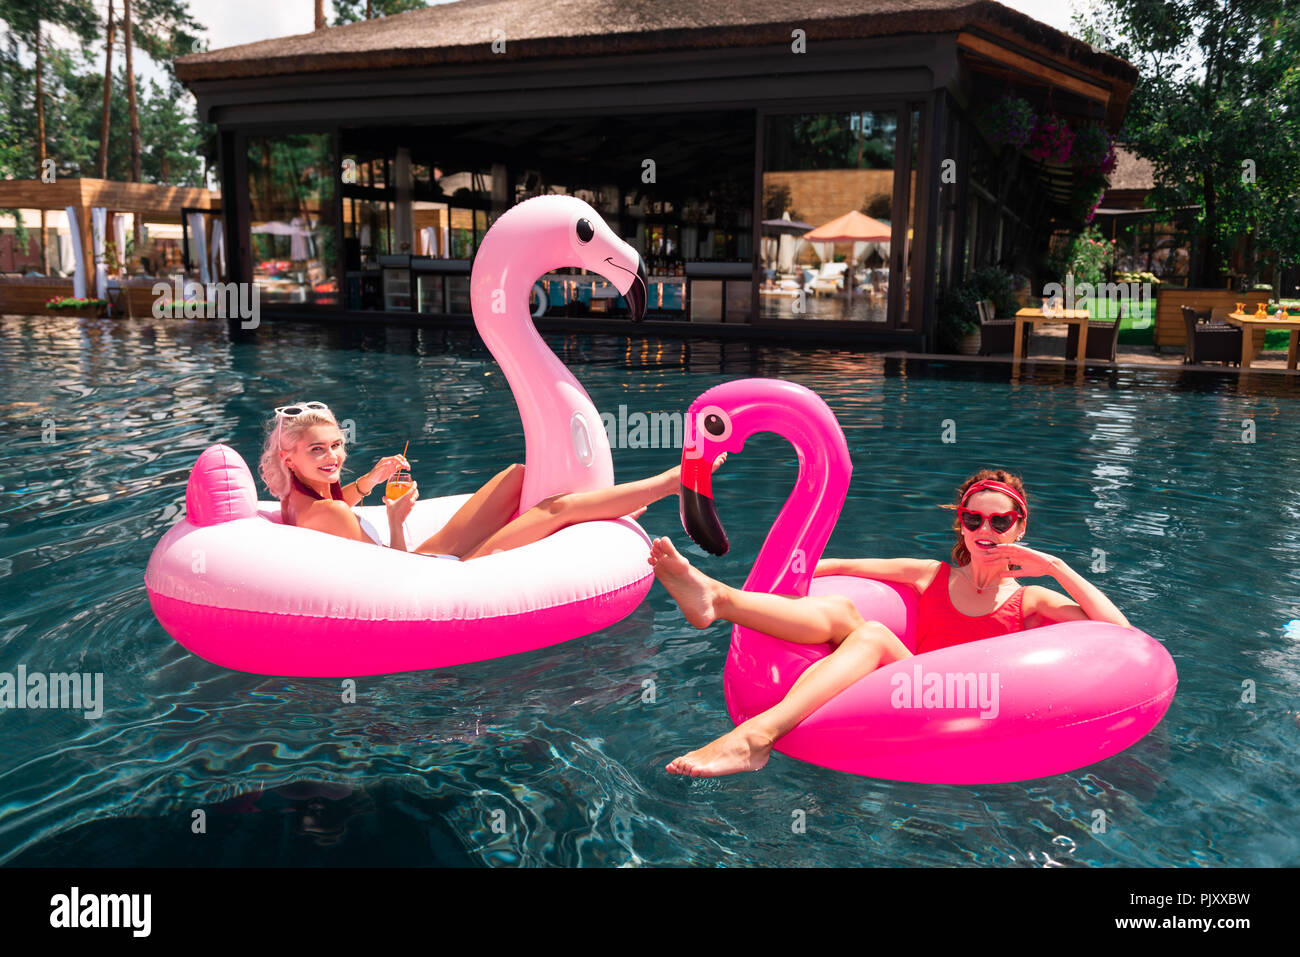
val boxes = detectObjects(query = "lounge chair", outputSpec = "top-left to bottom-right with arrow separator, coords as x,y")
1180,305 -> 1242,366
1065,307 -> 1124,362
808,262 -> 848,296
976,299 -> 1032,356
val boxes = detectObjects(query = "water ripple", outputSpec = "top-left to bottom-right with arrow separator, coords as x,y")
2,315 -> 1298,866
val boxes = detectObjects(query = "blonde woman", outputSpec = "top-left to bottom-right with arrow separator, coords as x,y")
259,400 -> 722,561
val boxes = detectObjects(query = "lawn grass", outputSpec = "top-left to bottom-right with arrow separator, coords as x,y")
1090,293 -> 1293,349
1089,296 -> 1155,345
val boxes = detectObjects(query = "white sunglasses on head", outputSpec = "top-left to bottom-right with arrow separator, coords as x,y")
275,400 -> 331,418
274,401 -> 335,452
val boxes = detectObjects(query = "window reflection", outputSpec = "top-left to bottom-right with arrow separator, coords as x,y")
760,111 -> 899,323
247,134 -> 339,304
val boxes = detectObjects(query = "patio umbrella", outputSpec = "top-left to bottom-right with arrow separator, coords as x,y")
762,211 -> 814,275
803,210 -> 892,305
251,218 -> 317,262
760,214 -> 815,234
289,216 -> 313,261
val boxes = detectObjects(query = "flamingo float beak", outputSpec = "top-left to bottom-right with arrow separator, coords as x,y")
624,254 -> 648,323
679,446 -> 729,556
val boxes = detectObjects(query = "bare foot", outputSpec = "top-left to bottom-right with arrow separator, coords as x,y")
666,723 -> 774,777
648,536 -> 726,628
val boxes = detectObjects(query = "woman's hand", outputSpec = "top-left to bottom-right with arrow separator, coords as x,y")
366,454 -> 410,491
989,542 -> 1061,578
385,481 -> 418,526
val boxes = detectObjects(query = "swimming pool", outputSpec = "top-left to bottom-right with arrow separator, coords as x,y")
2,314 -> 1298,866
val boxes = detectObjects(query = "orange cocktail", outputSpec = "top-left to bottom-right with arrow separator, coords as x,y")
386,467 -> 412,500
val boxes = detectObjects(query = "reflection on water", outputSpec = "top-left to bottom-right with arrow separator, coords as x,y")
1,315 -> 1299,866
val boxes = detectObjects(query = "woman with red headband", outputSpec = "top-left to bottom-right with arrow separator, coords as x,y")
649,468 -> 1131,777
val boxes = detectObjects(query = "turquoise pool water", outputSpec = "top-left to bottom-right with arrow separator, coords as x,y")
2,314 -> 1298,867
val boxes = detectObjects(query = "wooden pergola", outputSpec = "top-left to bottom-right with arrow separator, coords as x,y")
0,177 -> 219,273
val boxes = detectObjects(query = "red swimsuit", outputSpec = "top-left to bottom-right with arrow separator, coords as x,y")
915,561 -> 1025,654
282,471 -> 346,524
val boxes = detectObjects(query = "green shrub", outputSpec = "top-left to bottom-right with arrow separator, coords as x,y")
1066,226 -> 1114,286
935,266 -> 1020,352
936,288 -> 978,352
967,266 -> 1019,318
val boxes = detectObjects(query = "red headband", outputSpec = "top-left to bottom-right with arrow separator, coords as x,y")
961,479 -> 1029,517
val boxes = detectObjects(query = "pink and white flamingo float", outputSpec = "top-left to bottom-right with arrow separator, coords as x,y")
677,378 -> 1177,783
471,194 -> 646,511
145,196 -> 655,676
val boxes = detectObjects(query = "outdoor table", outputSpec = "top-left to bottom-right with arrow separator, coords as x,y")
1013,307 -> 1093,361
1223,312 -> 1300,370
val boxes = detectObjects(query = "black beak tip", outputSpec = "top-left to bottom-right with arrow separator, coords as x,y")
679,484 -> 729,556
627,255 -> 648,323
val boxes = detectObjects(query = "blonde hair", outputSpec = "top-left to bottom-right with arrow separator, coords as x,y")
258,405 -> 343,499
938,469 -> 1029,568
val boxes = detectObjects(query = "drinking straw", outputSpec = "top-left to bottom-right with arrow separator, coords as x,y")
402,440 -> 409,460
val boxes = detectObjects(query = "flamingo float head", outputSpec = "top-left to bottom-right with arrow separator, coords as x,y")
475,194 -> 647,321
469,195 -> 652,511
678,379 -> 852,597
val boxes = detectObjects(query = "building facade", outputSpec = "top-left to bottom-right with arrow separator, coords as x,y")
178,0 -> 1137,348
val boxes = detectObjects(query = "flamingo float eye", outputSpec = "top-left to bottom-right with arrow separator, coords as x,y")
702,408 -> 733,444
576,218 -> 594,243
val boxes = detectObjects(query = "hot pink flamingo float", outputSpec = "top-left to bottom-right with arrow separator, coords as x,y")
145,196 -> 655,675
677,378 -> 1177,783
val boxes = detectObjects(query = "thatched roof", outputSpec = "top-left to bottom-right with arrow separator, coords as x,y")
1108,146 -> 1155,193
176,0 -> 1136,86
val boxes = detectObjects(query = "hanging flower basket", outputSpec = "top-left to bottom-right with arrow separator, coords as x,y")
976,95 -> 1036,151
1027,113 -> 1074,164
1072,122 -> 1116,175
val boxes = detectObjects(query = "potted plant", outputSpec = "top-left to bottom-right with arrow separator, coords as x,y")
976,95 -> 1036,151
1071,123 -> 1116,175
937,288 -> 980,354
1028,113 -> 1075,165
44,296 -> 109,318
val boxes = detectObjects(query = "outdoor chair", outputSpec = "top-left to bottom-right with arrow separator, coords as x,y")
1065,307 -> 1124,362
808,262 -> 848,296
976,299 -> 1031,356
1179,305 -> 1242,366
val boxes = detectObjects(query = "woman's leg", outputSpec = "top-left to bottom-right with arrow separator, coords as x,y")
649,535 -> 913,777
412,463 -> 525,557
458,457 -> 723,560
648,536 -> 862,645
666,620 -> 913,777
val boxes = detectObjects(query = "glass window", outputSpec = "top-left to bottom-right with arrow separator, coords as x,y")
412,201 -> 450,258
248,133 -> 339,305
760,110 -> 898,323
905,104 -> 921,325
